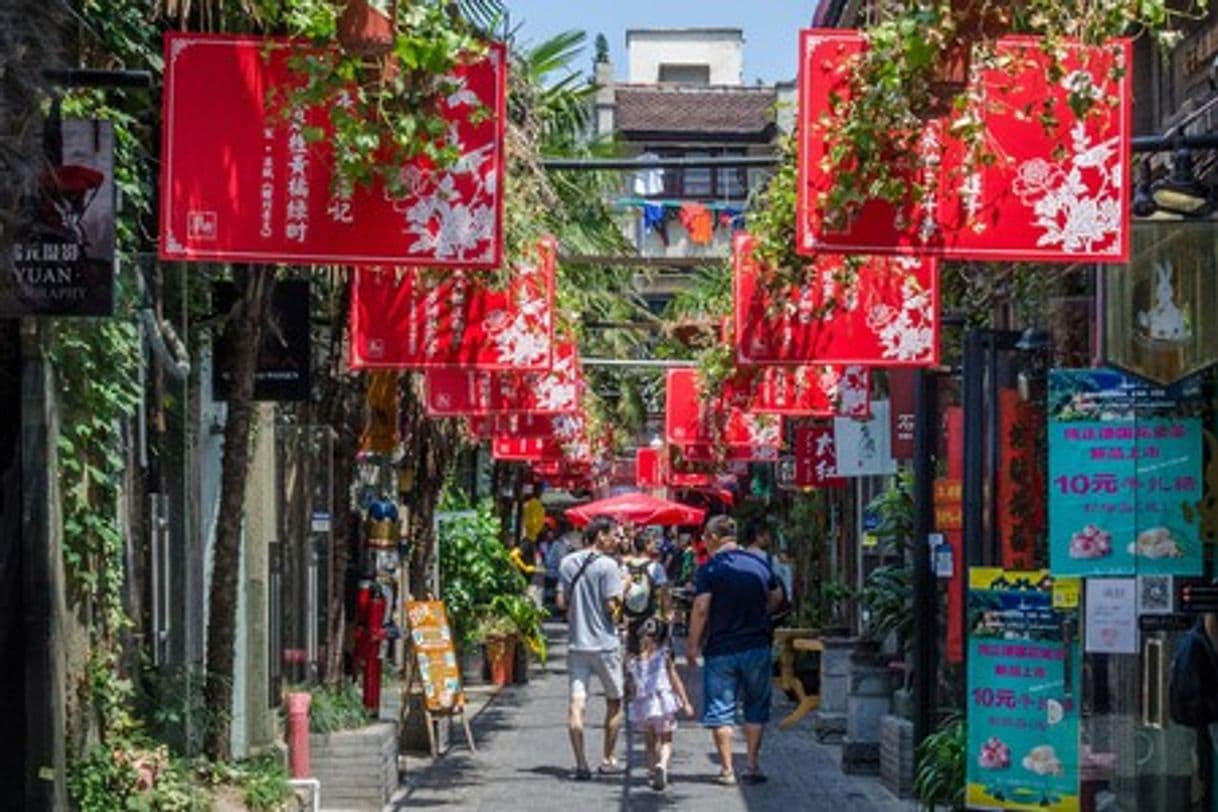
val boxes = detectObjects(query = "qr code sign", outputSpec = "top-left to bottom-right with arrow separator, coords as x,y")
1137,575 -> 1173,615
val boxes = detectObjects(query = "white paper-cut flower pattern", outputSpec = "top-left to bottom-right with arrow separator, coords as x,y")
867,274 -> 934,362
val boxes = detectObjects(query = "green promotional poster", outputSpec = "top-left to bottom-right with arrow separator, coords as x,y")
966,569 -> 1081,812
1047,368 -> 1204,577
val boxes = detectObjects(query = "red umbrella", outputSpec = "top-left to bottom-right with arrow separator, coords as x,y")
565,491 -> 707,528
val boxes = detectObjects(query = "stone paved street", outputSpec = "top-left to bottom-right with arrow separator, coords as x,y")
391,625 -> 915,812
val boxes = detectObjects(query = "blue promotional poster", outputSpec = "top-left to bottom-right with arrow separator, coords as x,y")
1047,368 -> 1204,577
966,569 -> 1082,812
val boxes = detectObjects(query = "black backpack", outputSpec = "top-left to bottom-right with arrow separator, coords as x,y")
1169,619 -> 1218,728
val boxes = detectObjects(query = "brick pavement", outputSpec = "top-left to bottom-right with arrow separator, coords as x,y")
390,625 -> 916,812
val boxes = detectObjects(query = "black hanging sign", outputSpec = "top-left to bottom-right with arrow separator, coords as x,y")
0,119 -> 116,317
212,279 -> 312,402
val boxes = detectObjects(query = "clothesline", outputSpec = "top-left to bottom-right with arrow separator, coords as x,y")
613,197 -> 748,213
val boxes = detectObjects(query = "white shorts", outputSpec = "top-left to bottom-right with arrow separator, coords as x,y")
568,648 -> 624,701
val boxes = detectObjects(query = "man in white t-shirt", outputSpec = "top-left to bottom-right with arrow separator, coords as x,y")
557,516 -> 625,780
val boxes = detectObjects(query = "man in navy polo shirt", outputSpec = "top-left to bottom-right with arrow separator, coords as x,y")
686,515 -> 783,786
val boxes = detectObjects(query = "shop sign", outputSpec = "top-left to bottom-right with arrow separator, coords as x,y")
1,119 -> 115,317
1101,223 -> 1218,385
160,33 -> 506,268
887,369 -> 917,459
966,569 -> 1081,812
734,234 -> 939,367
832,400 -> 897,477
1047,368 -> 1204,577
664,368 -> 784,450
424,341 -> 581,416
405,601 -> 465,712
212,279 -> 312,401
798,31 -> 1131,263
1083,578 -> 1137,654
934,479 -> 963,531
999,389 -> 1045,571
793,424 -> 844,489
350,237 -> 555,371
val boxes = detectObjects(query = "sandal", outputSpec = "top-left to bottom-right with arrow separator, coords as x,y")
715,771 -> 737,786
651,765 -> 668,791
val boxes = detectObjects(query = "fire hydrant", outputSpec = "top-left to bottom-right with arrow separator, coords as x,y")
353,580 -> 389,713
286,692 -> 311,779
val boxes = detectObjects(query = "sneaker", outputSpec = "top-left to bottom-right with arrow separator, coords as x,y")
715,771 -> 737,786
597,760 -> 623,775
651,765 -> 668,791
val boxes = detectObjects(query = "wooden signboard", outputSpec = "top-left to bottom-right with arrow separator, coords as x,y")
405,600 -> 476,756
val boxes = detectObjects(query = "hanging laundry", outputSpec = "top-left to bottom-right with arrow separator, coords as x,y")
642,202 -> 669,246
633,152 -> 666,197
720,206 -> 746,231
679,202 -> 714,245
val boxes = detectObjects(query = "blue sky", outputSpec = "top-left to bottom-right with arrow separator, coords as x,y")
503,1 -> 819,84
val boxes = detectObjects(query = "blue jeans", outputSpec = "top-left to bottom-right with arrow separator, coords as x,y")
702,646 -> 772,728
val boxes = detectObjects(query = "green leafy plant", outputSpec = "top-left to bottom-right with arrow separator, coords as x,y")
487,593 -> 548,662
861,563 -> 914,646
305,681 -> 370,734
914,714 -> 966,811
866,469 -> 916,554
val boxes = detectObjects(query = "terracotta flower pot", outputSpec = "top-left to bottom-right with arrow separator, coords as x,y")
484,634 -> 516,686
338,0 -> 397,58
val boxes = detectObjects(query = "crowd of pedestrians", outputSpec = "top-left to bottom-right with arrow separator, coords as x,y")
548,511 -> 788,792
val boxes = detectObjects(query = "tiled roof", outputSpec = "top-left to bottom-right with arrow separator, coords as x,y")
615,86 -> 776,137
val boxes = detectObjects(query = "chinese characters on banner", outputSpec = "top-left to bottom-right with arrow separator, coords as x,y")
1083,578 -> 1137,655
636,448 -> 666,489
832,400 -> 898,477
424,342 -> 582,416
798,31 -> 1131,263
887,369 -> 917,460
999,388 -> 1045,571
349,237 -> 555,370
405,601 -> 465,712
491,413 -> 590,463
160,34 -> 506,268
793,424 -> 844,489
733,234 -> 940,367
966,569 -> 1081,812
664,368 -> 784,453
1047,368 -> 1203,577
935,479 -> 964,664
726,365 -> 871,419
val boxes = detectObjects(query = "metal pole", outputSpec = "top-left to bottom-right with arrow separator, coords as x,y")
912,369 -> 938,753
961,329 -> 985,678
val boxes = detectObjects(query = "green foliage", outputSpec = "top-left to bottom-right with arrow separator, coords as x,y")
866,469 -> 916,554
861,563 -> 914,646
487,592 -> 548,662
305,681 -> 370,734
438,494 -> 524,649
68,741 -> 203,812
237,754 -> 290,811
914,715 -> 966,811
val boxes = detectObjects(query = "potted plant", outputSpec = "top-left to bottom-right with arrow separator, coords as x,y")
471,614 -> 517,687
913,715 -> 966,811
487,593 -> 548,685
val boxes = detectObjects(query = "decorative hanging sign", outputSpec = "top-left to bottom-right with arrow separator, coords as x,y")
491,413 -> 589,462
966,569 -> 1081,812
1102,222 -> 1218,385
1047,368 -> 1204,577
798,31 -> 1131,263
734,234 -> 939,367
1,119 -> 115,317
424,342 -> 581,416
793,423 -> 845,489
160,33 -> 506,268
725,365 -> 871,419
213,279 -> 313,402
360,370 -> 400,454
636,448 -> 667,489
664,368 -> 784,451
350,237 -> 555,370
887,369 -> 918,460
667,446 -> 718,488
833,400 -> 898,477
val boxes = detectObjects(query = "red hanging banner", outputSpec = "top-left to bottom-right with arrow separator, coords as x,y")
887,369 -> 918,460
793,423 -> 845,489
797,30 -> 1132,263
733,234 -> 939,367
160,33 -> 506,268
725,365 -> 871,419
665,368 -> 784,451
492,412 -> 590,462
350,237 -> 555,370
424,341 -> 582,416
636,448 -> 667,489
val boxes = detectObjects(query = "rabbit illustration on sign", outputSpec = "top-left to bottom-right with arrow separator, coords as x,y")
1138,260 -> 1191,342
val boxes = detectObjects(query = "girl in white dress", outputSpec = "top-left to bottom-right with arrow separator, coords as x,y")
626,618 -> 694,790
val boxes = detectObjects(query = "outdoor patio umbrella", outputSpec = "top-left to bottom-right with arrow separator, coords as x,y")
564,491 -> 707,528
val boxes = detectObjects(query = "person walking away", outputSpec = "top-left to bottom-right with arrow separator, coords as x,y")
686,515 -> 784,786
543,526 -> 574,614
622,533 -> 670,654
557,516 -> 626,780
743,519 -> 792,629
626,617 -> 694,792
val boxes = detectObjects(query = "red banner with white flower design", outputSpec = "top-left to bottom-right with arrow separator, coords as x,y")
424,341 -> 582,416
160,33 -> 506,268
797,30 -> 1131,262
724,365 -> 871,419
734,234 -> 939,367
350,237 -> 555,370
794,423 -> 845,489
492,412 -> 590,462
665,368 -> 784,452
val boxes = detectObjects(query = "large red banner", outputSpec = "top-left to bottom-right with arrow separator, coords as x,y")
725,365 -> 870,419
636,448 -> 667,489
424,342 -> 581,416
160,33 -> 506,267
350,238 -> 555,370
492,413 -> 589,462
665,369 -> 784,451
797,30 -> 1131,262
793,424 -> 845,489
734,234 -> 939,367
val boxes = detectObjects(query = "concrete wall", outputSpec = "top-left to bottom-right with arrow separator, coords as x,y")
626,29 -> 744,86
